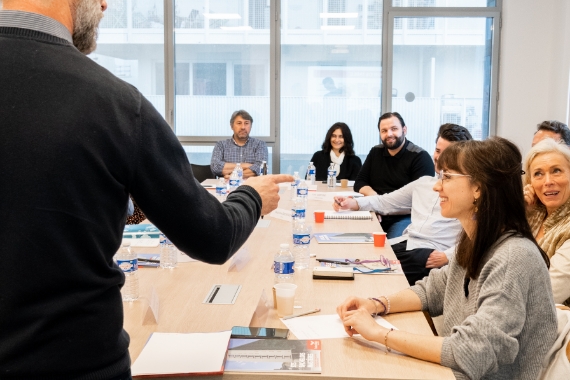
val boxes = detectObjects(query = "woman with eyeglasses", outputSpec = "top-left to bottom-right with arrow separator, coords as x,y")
337,137 -> 556,380
524,138 -> 570,307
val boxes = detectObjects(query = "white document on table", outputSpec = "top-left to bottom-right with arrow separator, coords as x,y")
131,331 -> 232,376
281,314 -> 404,355
308,191 -> 362,202
281,313 -> 396,339
268,207 -> 292,222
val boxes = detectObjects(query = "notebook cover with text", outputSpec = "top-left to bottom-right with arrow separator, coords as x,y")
314,232 -> 373,244
225,338 -> 322,373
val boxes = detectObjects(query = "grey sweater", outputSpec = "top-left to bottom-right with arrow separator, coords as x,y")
411,235 -> 557,380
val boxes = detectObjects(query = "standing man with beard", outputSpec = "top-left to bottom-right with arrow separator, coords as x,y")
0,1 -> 292,379
354,112 -> 434,238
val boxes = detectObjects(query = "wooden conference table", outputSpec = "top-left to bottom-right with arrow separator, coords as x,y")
123,182 -> 454,380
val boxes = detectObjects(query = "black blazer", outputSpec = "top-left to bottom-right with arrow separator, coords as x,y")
310,150 -> 362,181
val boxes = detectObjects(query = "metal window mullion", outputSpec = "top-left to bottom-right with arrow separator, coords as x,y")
271,0 -> 281,173
488,13 -> 501,137
164,0 -> 175,130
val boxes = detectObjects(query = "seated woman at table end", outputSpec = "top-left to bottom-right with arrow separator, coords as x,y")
337,137 -> 557,380
310,122 -> 362,181
524,138 -> 570,306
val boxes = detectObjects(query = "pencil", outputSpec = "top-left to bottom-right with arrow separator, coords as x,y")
281,308 -> 321,320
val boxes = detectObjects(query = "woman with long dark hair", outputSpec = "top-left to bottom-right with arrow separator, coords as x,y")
336,137 -> 557,380
310,122 -> 362,181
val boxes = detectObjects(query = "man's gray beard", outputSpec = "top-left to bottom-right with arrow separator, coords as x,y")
72,0 -> 104,54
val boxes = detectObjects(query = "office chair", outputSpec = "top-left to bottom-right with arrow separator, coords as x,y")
191,164 -> 215,183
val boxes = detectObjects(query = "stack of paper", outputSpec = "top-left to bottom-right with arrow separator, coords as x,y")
131,331 -> 232,377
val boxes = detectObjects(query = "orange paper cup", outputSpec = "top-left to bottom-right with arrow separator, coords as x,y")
373,232 -> 387,247
314,211 -> 325,223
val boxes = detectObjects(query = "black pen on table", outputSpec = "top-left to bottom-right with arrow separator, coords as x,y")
316,259 -> 349,265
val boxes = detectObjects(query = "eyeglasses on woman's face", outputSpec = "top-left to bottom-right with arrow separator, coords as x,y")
439,169 -> 471,185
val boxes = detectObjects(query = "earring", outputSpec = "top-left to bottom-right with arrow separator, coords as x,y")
471,199 -> 478,220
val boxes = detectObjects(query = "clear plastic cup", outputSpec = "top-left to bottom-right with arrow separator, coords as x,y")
273,283 -> 297,317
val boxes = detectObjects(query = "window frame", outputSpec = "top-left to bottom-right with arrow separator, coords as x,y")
161,0 -> 501,173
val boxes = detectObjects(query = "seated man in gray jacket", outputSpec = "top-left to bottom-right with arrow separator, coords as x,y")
334,124 -> 472,285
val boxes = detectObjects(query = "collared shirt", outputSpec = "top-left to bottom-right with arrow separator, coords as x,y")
357,175 -> 461,258
0,10 -> 73,43
210,137 -> 268,176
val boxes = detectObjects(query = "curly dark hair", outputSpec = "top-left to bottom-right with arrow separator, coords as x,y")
321,122 -> 356,156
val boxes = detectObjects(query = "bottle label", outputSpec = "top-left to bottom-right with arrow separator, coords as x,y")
309,169 -> 315,175
292,208 -> 306,218
274,261 -> 295,274
216,186 -> 226,195
293,234 -> 311,245
117,259 -> 138,273
297,188 -> 308,196
229,179 -> 239,187
328,170 -> 336,177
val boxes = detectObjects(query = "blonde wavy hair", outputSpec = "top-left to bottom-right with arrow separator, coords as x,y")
523,138 -> 570,189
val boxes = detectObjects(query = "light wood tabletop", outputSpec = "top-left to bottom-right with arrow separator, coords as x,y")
124,183 -> 454,379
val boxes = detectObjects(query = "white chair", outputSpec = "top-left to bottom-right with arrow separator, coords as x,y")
540,306 -> 570,379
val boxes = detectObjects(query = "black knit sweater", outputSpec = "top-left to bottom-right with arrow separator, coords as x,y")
0,27 -> 261,379
354,140 -> 434,195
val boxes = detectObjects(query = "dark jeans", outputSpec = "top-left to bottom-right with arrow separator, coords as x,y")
392,241 -> 434,286
379,214 -> 411,239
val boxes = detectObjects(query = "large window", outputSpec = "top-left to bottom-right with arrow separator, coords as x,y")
92,0 -> 500,174
92,0 -> 165,117
389,16 -> 495,155
280,0 -> 382,175
173,0 -> 271,139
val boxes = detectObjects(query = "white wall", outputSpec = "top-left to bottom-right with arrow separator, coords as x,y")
497,0 -> 570,156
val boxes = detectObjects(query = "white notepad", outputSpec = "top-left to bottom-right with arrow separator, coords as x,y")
324,210 -> 373,220
131,331 -> 232,376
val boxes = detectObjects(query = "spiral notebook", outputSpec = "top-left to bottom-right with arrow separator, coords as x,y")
324,211 -> 373,220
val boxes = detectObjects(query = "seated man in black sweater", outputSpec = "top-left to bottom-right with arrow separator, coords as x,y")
0,1 -> 292,379
354,112 -> 434,238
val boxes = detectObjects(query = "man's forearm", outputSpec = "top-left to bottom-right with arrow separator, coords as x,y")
359,186 -> 377,196
222,163 -> 236,177
242,168 -> 257,178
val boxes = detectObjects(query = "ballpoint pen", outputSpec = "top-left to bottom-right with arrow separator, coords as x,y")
316,259 -> 350,265
282,308 -> 321,320
138,258 -> 160,263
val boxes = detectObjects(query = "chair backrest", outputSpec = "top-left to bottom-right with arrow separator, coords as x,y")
191,164 -> 215,183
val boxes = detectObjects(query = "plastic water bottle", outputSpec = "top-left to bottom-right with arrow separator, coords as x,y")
261,160 -> 268,176
292,219 -> 311,270
235,163 -> 243,185
116,241 -> 139,301
327,163 -> 337,188
229,168 -> 240,193
297,180 -> 308,205
291,171 -> 300,200
160,236 -> 178,269
274,243 -> 295,284
215,177 -> 227,201
291,196 -> 306,221
306,162 -> 316,185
